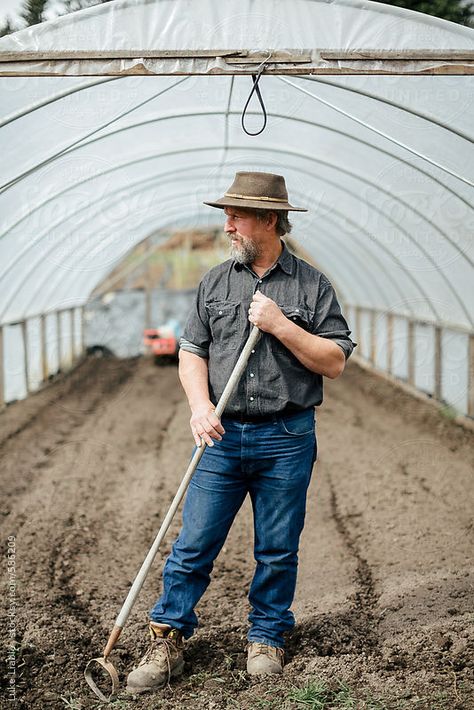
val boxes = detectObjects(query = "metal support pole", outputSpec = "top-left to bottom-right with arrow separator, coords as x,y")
21,319 -> 30,395
386,312 -> 393,375
57,310 -> 62,372
0,326 -> 4,407
407,319 -> 415,386
40,314 -> 48,382
468,334 -> 474,419
434,325 -> 442,402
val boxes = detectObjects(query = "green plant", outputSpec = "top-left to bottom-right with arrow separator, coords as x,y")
288,679 -> 331,709
60,697 -> 83,710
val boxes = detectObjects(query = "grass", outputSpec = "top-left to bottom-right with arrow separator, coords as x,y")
60,697 -> 84,710
286,679 -> 389,709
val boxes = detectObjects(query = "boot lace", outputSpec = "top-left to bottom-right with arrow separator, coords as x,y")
140,635 -> 179,685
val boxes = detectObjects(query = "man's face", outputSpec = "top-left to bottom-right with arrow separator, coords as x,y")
224,207 -> 262,264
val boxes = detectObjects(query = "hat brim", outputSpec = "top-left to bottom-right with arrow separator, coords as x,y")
203,197 -> 307,212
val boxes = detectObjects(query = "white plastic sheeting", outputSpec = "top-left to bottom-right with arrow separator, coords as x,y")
0,0 -> 473,414
1,0 -> 473,76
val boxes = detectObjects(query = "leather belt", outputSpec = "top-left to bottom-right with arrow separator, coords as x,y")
223,409 -> 299,424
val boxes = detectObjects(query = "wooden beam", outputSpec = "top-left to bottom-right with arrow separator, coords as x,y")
320,50 -> 474,61
0,49 -> 471,63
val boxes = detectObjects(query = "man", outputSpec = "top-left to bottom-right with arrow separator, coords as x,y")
126,171 -> 356,694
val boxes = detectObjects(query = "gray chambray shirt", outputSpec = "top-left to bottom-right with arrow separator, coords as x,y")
180,241 -> 357,417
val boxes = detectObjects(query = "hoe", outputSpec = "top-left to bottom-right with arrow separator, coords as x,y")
84,325 -> 261,701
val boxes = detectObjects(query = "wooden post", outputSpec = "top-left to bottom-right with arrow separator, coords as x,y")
355,306 -> 362,358
80,306 -> 86,355
71,308 -> 76,358
145,287 -> 152,330
40,314 -> 48,382
57,311 -> 62,371
69,308 -> 74,366
386,312 -> 393,375
434,325 -> 442,402
407,319 -> 415,386
370,309 -> 377,366
468,334 -> 474,419
21,320 -> 30,395
0,326 -> 4,407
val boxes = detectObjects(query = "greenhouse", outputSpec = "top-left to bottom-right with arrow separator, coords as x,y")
0,0 -> 473,416
0,1 -> 473,708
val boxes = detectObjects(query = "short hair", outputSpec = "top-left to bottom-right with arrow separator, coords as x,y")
253,209 -> 293,237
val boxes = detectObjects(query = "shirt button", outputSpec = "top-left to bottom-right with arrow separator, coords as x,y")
295,308 -> 299,312
251,349 -> 255,354
250,373 -> 255,378
218,310 -> 223,315
250,396 -> 254,401
258,279 -> 263,283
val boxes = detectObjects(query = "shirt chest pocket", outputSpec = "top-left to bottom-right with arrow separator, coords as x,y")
206,301 -> 240,347
279,304 -> 314,332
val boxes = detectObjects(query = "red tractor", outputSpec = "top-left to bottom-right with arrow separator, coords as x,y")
143,321 -> 180,364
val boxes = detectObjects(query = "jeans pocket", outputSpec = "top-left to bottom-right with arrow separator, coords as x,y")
279,410 -> 315,436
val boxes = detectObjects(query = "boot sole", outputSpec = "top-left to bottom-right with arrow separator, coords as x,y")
126,658 -> 185,695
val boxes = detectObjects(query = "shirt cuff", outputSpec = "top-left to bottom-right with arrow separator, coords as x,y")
179,337 -> 209,359
332,338 -> 357,360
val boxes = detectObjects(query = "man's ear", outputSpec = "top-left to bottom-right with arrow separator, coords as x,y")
266,211 -> 278,231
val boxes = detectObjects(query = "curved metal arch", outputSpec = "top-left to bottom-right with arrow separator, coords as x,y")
2,106 -> 472,242
2,111 -> 471,307
0,156 -> 420,313
9,167 -> 411,320
301,75 -> 474,143
28,179 -> 432,323
0,76 -> 122,129
22,179 -> 381,317
0,76 -> 190,193
5,144 -> 469,330
2,145 -> 468,326
61,203 -> 375,319
279,76 -> 474,188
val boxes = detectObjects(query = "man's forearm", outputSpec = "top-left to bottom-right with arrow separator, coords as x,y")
178,349 -> 225,447
272,318 -> 345,379
178,350 -> 211,408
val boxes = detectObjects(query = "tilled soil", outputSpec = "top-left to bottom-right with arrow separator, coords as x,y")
0,355 -> 473,710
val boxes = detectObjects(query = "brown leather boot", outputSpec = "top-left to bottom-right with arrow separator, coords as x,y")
246,642 -> 284,675
126,622 -> 184,694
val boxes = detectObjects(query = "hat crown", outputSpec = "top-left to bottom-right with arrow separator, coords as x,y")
226,172 -> 289,202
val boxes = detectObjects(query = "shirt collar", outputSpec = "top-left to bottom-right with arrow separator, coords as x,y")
233,239 -> 294,275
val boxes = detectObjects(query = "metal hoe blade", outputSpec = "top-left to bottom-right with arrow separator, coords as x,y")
84,656 -> 120,703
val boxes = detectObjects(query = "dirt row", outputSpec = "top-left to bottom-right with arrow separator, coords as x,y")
0,355 -> 473,709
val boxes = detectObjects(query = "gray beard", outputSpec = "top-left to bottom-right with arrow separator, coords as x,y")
228,236 -> 261,265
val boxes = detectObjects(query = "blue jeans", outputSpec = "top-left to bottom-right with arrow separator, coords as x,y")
150,408 -> 317,649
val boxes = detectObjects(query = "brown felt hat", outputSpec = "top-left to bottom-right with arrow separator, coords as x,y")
204,171 -> 307,212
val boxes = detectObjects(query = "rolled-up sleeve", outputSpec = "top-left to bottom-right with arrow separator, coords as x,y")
312,278 -> 357,360
179,281 -> 211,359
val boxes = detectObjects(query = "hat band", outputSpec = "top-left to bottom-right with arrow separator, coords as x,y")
225,192 -> 286,203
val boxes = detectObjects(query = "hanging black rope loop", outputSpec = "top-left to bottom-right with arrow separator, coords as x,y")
241,64 -> 269,136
